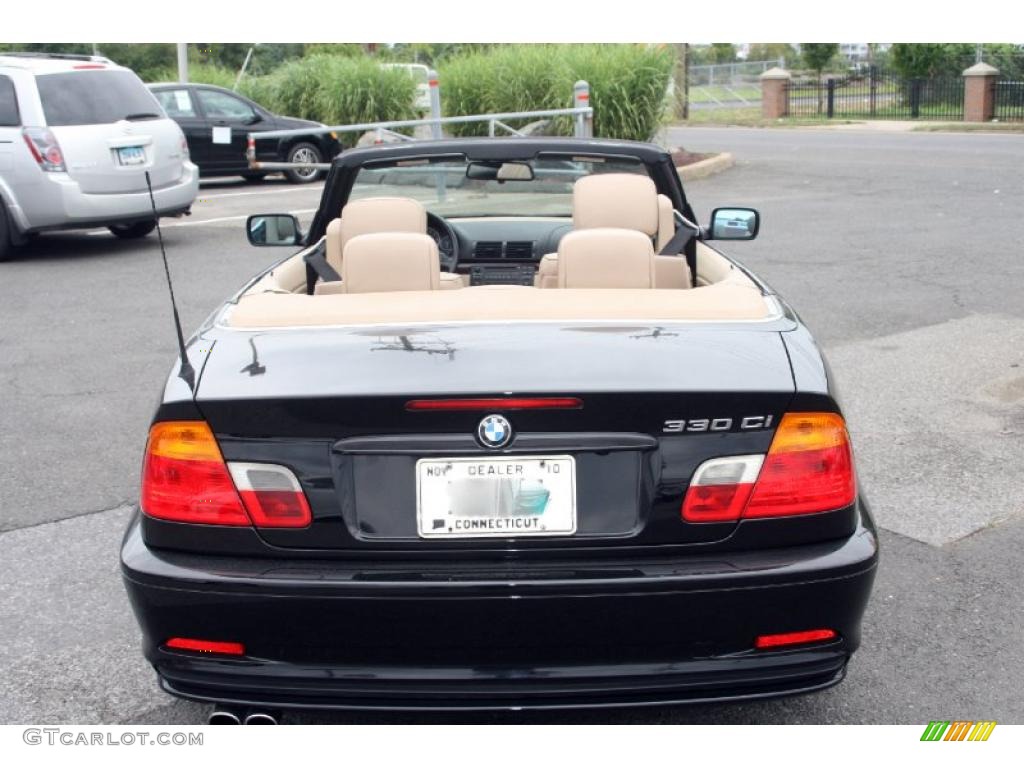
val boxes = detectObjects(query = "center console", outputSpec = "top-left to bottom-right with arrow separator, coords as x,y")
468,263 -> 537,286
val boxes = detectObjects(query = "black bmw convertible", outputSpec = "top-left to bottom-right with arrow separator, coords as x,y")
121,137 -> 878,719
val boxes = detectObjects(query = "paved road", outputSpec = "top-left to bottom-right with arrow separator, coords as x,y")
1,128 -> 1023,724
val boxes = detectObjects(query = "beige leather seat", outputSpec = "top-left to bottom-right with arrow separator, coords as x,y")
557,228 -> 656,289
322,196 -> 464,292
536,173 -> 690,289
337,233 -> 441,294
326,197 -> 426,274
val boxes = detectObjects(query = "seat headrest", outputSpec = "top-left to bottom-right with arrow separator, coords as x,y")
326,197 -> 428,273
341,233 -> 440,294
556,228 -> 656,289
572,174 -> 659,237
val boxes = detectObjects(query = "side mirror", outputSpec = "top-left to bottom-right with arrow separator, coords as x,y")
247,214 -> 302,247
708,207 -> 759,241
245,112 -> 264,125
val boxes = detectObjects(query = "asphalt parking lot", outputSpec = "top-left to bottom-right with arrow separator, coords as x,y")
1,128 -> 1022,725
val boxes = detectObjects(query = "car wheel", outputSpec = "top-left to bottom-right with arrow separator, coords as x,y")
0,201 -> 15,262
242,172 -> 267,183
284,142 -> 323,184
108,220 -> 158,239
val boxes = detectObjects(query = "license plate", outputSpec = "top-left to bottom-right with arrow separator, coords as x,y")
416,455 -> 576,538
116,146 -> 146,166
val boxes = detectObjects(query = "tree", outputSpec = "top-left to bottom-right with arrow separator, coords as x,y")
800,43 -> 839,77
746,43 -> 797,66
709,43 -> 737,64
800,44 -> 839,114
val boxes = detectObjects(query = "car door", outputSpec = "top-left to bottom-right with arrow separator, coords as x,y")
152,86 -> 209,170
194,88 -> 258,174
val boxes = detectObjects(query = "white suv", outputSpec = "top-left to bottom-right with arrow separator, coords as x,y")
0,53 -> 199,260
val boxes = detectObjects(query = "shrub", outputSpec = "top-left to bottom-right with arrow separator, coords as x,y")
147,62 -> 237,88
249,55 -> 418,139
438,44 -> 674,141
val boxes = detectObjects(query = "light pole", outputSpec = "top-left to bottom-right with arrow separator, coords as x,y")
177,43 -> 189,84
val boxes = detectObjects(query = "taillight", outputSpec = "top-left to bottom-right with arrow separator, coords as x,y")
681,412 -> 856,522
141,421 -> 250,526
681,455 -> 763,522
744,412 -> 855,518
22,127 -> 66,172
228,462 -> 312,528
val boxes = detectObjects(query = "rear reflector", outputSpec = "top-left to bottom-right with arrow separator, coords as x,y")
228,462 -> 312,528
141,421 -> 250,526
165,637 -> 245,656
755,629 -> 837,649
681,413 -> 856,523
406,397 -> 583,412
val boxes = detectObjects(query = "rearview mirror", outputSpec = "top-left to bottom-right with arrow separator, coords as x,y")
465,161 -> 535,182
247,214 -> 302,247
708,207 -> 759,241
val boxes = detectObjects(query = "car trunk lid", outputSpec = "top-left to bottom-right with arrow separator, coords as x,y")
194,322 -> 795,552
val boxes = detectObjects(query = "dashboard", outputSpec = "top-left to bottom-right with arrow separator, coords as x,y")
425,213 -> 573,286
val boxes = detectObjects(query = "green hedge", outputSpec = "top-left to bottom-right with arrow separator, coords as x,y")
149,57 -> 418,144
147,46 -> 673,143
439,44 -> 674,141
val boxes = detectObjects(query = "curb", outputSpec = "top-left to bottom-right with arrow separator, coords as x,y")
677,152 -> 734,181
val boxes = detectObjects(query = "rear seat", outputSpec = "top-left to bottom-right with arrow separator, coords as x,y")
337,233 -> 441,294
557,228 -> 656,288
537,173 -> 691,289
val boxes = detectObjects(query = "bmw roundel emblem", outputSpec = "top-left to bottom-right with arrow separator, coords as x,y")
478,414 -> 512,449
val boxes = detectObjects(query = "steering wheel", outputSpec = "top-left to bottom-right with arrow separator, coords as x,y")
426,212 -> 459,271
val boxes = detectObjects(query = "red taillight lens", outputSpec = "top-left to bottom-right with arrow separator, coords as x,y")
141,421 -> 250,526
681,413 -> 856,522
755,628 -> 837,649
744,413 -> 855,518
406,397 -> 583,412
22,127 -> 66,172
228,462 -> 312,528
165,637 -> 245,655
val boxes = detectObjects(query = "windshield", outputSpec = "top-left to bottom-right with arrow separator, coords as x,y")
349,154 -> 650,218
37,70 -> 163,126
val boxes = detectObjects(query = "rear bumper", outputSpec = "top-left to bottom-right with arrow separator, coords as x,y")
12,162 -> 199,232
121,512 -> 878,711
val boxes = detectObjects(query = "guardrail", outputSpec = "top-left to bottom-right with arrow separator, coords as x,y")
246,78 -> 594,172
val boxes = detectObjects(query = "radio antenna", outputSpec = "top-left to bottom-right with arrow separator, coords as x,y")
144,171 -> 195,392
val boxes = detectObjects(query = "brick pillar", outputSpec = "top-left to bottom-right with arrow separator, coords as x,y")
760,67 -> 791,119
963,62 -> 999,122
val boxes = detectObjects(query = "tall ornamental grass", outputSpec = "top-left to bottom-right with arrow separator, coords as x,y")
439,44 -> 674,141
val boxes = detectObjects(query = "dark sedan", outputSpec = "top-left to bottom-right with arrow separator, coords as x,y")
122,138 -> 877,721
148,83 -> 341,183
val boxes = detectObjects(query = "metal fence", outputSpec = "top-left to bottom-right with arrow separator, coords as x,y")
994,80 -> 1024,121
688,59 -> 784,109
246,80 -> 594,173
788,68 -> 964,120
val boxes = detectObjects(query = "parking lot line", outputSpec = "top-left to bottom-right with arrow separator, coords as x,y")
197,186 -> 325,200
85,209 -> 318,235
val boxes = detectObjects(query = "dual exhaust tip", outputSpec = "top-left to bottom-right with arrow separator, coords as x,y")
208,708 -> 278,725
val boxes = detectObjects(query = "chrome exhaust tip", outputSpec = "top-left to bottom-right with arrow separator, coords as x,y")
243,711 -> 278,725
208,709 -> 242,725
